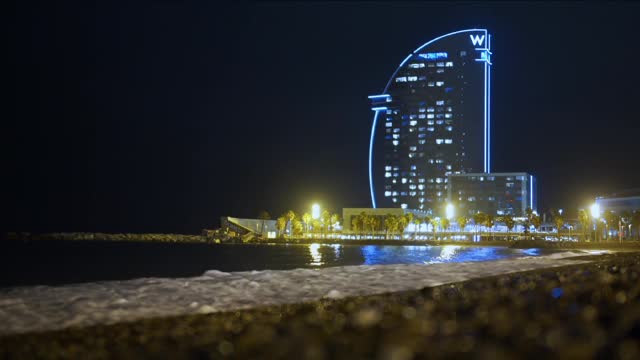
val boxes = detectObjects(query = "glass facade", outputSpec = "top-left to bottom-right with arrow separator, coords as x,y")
447,173 -> 537,217
369,29 -> 492,215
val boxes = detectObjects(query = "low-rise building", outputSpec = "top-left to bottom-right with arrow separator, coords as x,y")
447,172 -> 537,217
595,189 -> 640,214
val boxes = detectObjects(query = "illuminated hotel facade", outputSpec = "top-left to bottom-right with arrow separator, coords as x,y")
369,29 -> 492,215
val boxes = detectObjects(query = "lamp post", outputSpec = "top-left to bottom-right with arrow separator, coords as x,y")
590,203 -> 601,242
312,204 -> 321,220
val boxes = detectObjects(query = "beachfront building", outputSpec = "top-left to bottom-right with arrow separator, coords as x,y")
447,172 -> 537,217
368,29 -> 492,214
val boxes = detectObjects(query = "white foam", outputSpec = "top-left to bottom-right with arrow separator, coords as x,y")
0,252 -> 594,336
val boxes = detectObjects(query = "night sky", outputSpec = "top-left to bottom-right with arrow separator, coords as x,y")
7,1 -> 640,234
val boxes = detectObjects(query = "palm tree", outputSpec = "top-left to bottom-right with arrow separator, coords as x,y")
441,217 -> 450,232
351,215 -> 361,239
311,219 -> 322,238
302,212 -> 312,234
414,217 -> 423,238
321,210 -> 331,238
473,212 -> 487,237
430,218 -> 440,240
502,214 -> 515,240
395,215 -> 406,239
276,216 -> 288,238
384,214 -> 397,240
423,216 -> 431,233
330,213 -> 340,234
483,214 -> 495,240
578,209 -> 590,242
553,213 -> 564,240
404,213 -> 414,234
292,219 -> 304,237
603,210 -> 619,241
457,216 -> 469,232
531,214 -> 542,234
371,216 -> 381,238
286,210 -> 296,238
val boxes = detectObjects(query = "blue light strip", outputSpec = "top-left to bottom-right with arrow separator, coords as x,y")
371,106 -> 388,111
530,175 -> 534,210
487,35 -> 491,172
484,61 -> 487,172
369,110 -> 381,208
487,35 -> 491,173
368,94 -> 390,99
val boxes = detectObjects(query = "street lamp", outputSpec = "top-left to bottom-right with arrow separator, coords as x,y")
445,203 -> 455,220
590,203 -> 600,219
312,204 -> 321,220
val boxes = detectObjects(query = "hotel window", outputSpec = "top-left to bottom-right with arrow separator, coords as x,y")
444,139 -> 453,144
396,76 -> 407,82
445,62 -> 453,67
386,122 -> 392,127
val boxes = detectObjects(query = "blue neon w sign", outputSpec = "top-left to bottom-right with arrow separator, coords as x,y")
469,34 -> 485,46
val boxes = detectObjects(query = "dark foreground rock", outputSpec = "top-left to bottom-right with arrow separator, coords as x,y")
1,253 -> 639,359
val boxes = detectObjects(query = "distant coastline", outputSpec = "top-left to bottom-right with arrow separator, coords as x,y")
5,232 -> 640,250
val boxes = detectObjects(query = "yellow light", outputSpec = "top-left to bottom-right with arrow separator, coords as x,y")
590,203 -> 600,219
445,203 -> 454,220
312,204 -> 321,219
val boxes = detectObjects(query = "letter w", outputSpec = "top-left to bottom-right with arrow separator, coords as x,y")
470,34 -> 485,46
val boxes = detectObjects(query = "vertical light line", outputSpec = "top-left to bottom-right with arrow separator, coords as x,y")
369,110 -> 380,208
483,61 -> 488,172
487,49 -> 491,173
530,175 -> 534,210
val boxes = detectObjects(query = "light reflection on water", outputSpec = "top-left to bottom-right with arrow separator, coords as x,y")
308,244 -> 551,267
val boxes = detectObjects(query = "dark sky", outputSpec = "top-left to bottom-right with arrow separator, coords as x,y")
7,1 -> 640,233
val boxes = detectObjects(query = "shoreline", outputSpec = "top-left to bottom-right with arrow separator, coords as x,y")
6,232 -> 640,250
2,251 -> 638,358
